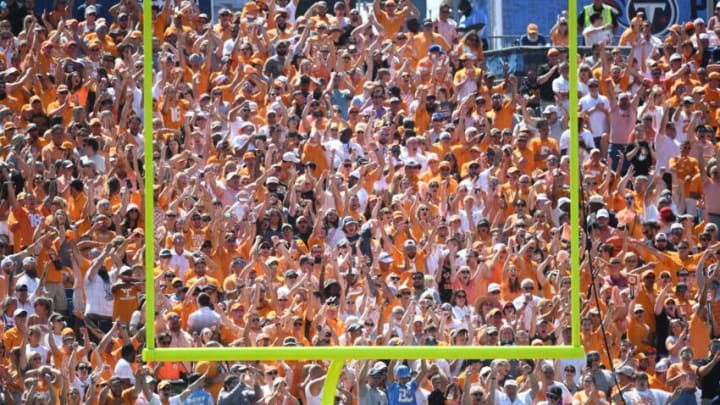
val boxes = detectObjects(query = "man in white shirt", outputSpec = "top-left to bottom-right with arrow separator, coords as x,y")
619,372 -> 674,405
434,4 -> 458,46
513,279 -> 543,330
168,233 -> 191,279
187,292 -> 221,334
489,362 -> 538,405
654,120 -> 680,177
114,343 -> 137,386
551,63 -> 570,111
578,78 -> 610,149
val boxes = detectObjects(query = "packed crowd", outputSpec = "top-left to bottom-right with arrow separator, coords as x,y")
0,0 -> 717,403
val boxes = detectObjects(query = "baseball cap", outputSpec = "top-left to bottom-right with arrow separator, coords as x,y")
379,252 -> 394,264
396,365 -> 411,378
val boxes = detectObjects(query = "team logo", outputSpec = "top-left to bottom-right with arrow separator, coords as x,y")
626,0 -> 678,35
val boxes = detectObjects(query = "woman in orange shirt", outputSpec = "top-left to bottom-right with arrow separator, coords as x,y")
550,17 -> 569,46
501,264 -> 523,303
572,374 -> 608,405
67,71 -> 92,108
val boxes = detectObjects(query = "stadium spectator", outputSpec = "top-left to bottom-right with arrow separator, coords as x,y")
0,0 -> 717,404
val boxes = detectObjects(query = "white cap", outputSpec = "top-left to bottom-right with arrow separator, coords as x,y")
543,105 -> 557,115
282,152 -> 300,163
596,209 -> 609,218
488,283 -> 501,293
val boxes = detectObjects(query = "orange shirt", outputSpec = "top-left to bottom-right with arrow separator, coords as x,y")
8,206 -> 34,250
46,99 -> 75,125
112,284 -> 141,323
487,100 -> 514,131
195,361 -> 223,400
3,327 -> 23,351
301,141 -> 329,176
161,98 -> 190,130
376,9 -> 411,35
528,137 -> 559,170
688,313 -> 710,360
626,316 -> 652,352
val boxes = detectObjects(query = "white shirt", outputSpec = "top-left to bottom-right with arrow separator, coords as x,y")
513,294 -> 543,330
26,344 -> 50,365
654,132 -> 680,172
673,110 -> 692,144
169,250 -> 191,279
583,25 -> 611,46
400,151 -> 428,172
633,36 -> 663,66
494,389 -> 533,405
187,306 -> 221,334
16,274 -> 40,295
578,94 -> 610,138
72,376 -> 91,400
114,358 -> 136,385
84,272 -> 113,317
325,140 -> 365,168
621,388 -> 671,405
552,76 -> 570,95
638,105 -> 664,135
560,129 -> 595,152
557,358 -> 586,385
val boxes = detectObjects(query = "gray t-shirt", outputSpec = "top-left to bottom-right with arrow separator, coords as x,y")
359,384 -> 388,405
218,383 -> 262,405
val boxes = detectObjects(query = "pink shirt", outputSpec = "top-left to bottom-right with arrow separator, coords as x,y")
705,181 -> 720,213
609,106 -> 636,145
436,19 -> 458,46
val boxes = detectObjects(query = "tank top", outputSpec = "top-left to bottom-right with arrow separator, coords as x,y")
305,384 -> 323,405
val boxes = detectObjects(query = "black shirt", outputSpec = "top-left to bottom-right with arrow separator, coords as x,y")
428,389 -> 447,405
6,1 -> 28,35
629,141 -> 652,176
537,63 -> 559,102
695,357 -> 720,399
654,309 -> 679,357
